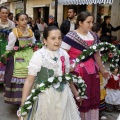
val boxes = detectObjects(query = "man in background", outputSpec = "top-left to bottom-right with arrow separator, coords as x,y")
60,6 -> 77,38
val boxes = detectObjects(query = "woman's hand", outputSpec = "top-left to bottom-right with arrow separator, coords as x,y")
76,96 -> 84,105
70,63 -> 76,72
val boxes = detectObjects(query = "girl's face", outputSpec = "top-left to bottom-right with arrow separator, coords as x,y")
44,30 -> 62,51
0,8 -> 8,20
79,16 -> 93,32
97,28 -> 102,38
17,15 -> 28,28
112,68 -> 119,74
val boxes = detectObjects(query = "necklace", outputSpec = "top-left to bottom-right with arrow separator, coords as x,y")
17,27 -> 29,36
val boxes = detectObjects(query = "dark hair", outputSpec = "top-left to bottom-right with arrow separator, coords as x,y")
104,15 -> 111,21
43,26 -> 60,39
68,6 -> 77,13
76,11 -> 92,26
15,13 -> 28,21
0,6 -> 8,11
8,12 -> 13,17
92,23 -> 101,33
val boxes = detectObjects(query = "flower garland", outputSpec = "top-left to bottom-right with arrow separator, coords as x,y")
0,43 -> 43,64
19,73 -> 87,116
75,42 -> 120,71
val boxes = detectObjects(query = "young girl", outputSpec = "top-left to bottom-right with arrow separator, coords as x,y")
61,11 -> 109,120
4,13 -> 36,105
105,67 -> 120,111
19,26 -> 81,120
0,6 -> 15,83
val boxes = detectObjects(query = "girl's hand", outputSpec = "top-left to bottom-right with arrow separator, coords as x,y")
70,63 -> 76,72
101,70 -> 110,79
76,96 -> 84,105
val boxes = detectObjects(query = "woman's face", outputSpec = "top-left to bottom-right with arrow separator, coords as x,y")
79,16 -> 93,32
17,15 -> 28,28
44,30 -> 62,51
0,8 -> 8,21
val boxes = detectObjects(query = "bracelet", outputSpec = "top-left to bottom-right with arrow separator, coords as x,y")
76,96 -> 80,100
17,108 -> 21,117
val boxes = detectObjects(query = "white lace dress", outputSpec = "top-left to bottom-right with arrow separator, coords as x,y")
24,47 -> 81,120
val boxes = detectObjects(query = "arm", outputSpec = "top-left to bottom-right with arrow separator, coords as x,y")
21,75 -> 35,106
110,24 -> 120,31
6,32 -> 17,50
94,51 -> 110,78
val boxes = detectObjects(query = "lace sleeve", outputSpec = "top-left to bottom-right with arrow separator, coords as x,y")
28,50 -> 42,76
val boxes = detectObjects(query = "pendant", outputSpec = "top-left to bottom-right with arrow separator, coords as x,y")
53,57 -> 58,61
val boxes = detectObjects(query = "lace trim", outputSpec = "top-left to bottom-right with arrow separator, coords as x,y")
11,77 -> 26,84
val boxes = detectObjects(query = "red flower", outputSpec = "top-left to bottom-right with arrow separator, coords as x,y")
108,53 -> 113,58
14,46 -> 19,51
21,44 -> 26,48
28,43 -> 33,47
33,45 -> 39,52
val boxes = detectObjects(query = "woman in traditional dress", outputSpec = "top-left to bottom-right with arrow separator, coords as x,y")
61,11 -> 109,120
0,6 -> 15,83
4,13 -> 36,105
19,26 -> 81,120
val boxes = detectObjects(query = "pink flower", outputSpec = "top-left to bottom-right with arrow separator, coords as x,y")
108,53 -> 113,58
14,46 -> 19,51
28,43 -> 33,47
1,54 -> 4,57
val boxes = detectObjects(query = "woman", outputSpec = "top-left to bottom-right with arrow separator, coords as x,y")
0,6 -> 15,83
4,13 -> 36,105
61,11 -> 109,120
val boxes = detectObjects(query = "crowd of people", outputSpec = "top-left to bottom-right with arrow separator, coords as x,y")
0,5 -> 120,120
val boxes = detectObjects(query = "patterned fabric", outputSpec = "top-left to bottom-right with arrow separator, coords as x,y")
4,28 -> 34,105
62,31 -> 100,114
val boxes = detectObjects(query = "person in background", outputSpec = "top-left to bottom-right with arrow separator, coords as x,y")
18,26 -> 81,120
8,12 -> 14,21
4,13 -> 36,105
60,6 -> 77,39
105,67 -> 120,112
39,18 -> 48,42
48,15 -> 58,27
0,6 -> 15,83
101,16 -> 120,43
92,22 -> 107,120
61,11 -> 109,120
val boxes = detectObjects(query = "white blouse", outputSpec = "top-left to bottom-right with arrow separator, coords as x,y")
6,32 -> 36,50
28,47 -> 70,76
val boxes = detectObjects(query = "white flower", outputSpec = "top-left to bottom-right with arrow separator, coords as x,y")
113,49 -> 116,51
82,88 -> 86,91
33,96 -> 38,100
92,45 -> 96,50
100,47 -> 104,51
25,101 -> 31,105
90,52 -> 93,55
116,59 -> 119,62
83,49 -> 86,52
78,79 -> 83,84
58,77 -> 62,82
81,92 -> 84,95
53,82 -> 60,89
73,78 -> 77,83
81,56 -> 85,60
39,83 -> 45,87
26,95 -> 32,100
78,89 -> 81,93
27,105 -> 32,110
76,58 -> 80,62
21,112 -> 27,116
78,76 -> 82,79
32,89 -> 35,93
48,77 -> 54,83
65,76 -> 71,80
